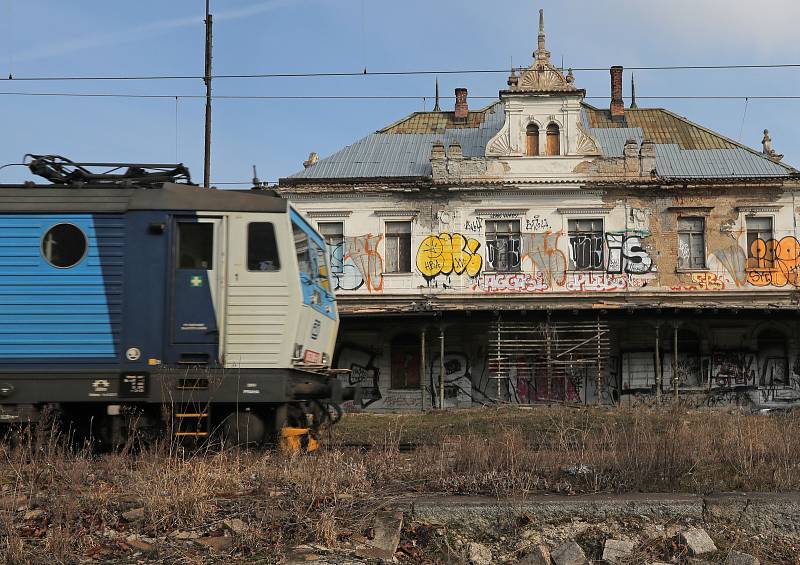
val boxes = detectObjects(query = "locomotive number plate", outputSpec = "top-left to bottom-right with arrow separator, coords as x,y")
119,373 -> 149,398
303,349 -> 321,364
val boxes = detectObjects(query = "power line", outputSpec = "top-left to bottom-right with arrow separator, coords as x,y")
1,63 -> 800,82
2,91 -> 800,101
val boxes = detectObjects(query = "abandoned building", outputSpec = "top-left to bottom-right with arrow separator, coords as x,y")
278,10 -> 800,411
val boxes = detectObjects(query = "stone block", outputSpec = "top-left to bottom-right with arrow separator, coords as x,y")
679,528 -> 717,555
467,542 -> 492,565
726,551 -> 760,565
602,539 -> 634,563
518,544 -> 551,565
551,541 -> 586,565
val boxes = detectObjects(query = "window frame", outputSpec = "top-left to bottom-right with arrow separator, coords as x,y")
677,216 -> 707,271
41,223 -> 89,269
567,218 -> 604,272
383,220 -> 412,274
318,221 -> 345,275
546,122 -> 560,156
485,219 -> 522,273
745,215 -> 775,270
247,221 -> 281,272
525,123 -> 540,156
176,221 -> 214,271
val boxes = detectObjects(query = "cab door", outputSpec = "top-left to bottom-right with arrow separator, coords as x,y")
224,215 -> 289,369
171,217 -> 224,346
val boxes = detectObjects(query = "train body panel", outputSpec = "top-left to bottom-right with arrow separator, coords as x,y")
0,180 -> 340,426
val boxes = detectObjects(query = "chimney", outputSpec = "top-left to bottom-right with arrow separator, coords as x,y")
454,88 -> 468,122
610,66 -> 624,119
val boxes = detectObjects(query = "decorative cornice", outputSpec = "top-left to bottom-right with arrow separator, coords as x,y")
474,208 -> 529,217
557,207 -> 613,215
303,210 -> 353,218
373,209 -> 420,218
737,206 -> 782,214
285,193 -> 395,201
668,206 -> 714,216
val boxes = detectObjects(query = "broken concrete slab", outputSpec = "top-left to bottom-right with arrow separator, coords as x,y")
725,551 -> 760,565
517,544 -> 552,565
125,538 -> 157,556
467,541 -> 492,565
679,528 -> 717,555
602,538 -> 634,563
357,510 -> 403,561
551,541 -> 586,565
223,517 -> 247,534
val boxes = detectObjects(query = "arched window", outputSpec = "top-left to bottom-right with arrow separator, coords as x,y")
525,124 -> 539,156
546,123 -> 560,156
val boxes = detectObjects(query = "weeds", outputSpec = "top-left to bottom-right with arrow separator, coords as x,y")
1,405 -> 800,562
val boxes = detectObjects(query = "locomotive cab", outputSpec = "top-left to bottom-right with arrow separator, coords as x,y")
0,156 -> 341,447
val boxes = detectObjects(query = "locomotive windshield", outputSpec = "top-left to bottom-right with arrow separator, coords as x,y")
290,210 -> 336,319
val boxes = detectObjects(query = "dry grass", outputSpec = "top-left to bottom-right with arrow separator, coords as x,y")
1,405 -> 800,562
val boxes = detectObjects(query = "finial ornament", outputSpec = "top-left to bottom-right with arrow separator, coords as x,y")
630,73 -> 638,109
534,8 -> 551,63
433,78 -> 441,112
762,129 -> 783,161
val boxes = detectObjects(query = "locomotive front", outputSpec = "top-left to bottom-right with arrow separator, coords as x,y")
0,155 -> 341,449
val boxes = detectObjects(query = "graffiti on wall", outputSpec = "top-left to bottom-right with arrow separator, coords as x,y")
328,234 -> 385,293
565,272 -> 647,292
417,233 -> 483,281
334,344 -> 381,409
713,245 -> 748,287
670,272 -> 728,292
520,231 -> 568,287
429,352 -> 472,407
710,351 -> 757,386
473,272 -> 548,293
605,233 -> 654,274
747,236 -> 800,288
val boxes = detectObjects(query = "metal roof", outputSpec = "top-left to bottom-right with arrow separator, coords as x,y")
285,101 -> 795,181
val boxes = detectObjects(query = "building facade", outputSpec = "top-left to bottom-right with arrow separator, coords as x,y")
279,12 -> 800,411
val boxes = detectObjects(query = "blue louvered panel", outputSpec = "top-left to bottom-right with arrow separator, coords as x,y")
0,214 -> 123,360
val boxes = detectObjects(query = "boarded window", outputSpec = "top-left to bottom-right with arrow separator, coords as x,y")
248,222 -> 280,271
568,218 -> 604,271
178,222 -> 213,270
486,219 -> 521,272
758,328 -> 789,386
746,216 -> 774,269
546,123 -> 560,156
677,217 -> 706,269
526,124 -> 539,156
391,334 -> 421,389
385,221 -> 411,273
319,222 -> 344,274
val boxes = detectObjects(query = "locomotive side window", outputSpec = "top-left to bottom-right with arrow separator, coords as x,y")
41,224 -> 88,268
178,223 -> 214,269
248,222 -> 280,271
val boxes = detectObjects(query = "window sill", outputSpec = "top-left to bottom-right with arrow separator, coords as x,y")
382,272 -> 412,276
675,268 -> 709,273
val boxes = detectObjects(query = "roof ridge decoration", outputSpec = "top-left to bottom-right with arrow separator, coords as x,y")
508,9 -> 577,93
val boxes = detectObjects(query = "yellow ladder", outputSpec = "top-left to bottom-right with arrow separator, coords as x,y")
173,411 -> 209,438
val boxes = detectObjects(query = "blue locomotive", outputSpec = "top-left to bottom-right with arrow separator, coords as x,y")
0,155 -> 341,447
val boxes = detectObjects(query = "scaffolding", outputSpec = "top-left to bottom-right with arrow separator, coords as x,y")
487,314 -> 611,404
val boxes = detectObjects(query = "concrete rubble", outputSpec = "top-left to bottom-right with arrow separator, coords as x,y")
602,538 -> 634,563
679,528 -> 718,555
725,551 -> 760,565
517,544 -> 552,565
467,541 -> 493,565
551,541 -> 586,565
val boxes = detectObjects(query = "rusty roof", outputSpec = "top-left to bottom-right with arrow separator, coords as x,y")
378,106 -> 497,134
582,105 -> 738,150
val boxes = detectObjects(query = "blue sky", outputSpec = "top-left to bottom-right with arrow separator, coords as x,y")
1,0 -> 799,185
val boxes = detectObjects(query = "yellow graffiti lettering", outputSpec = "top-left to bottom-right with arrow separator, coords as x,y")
416,233 -> 483,280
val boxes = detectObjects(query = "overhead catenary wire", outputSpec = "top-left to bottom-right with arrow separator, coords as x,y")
2,62 -> 800,82
1,91 -> 800,101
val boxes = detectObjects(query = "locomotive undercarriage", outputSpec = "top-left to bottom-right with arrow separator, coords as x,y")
0,368 -> 342,450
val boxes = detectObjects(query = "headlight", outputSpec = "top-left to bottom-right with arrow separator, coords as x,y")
293,343 -> 303,359
322,353 -> 329,365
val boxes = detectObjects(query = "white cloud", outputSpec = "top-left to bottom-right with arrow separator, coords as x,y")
14,0 -> 301,63
619,0 -> 800,55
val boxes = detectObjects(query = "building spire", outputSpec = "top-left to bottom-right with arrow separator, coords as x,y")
433,77 -> 441,112
534,8 -> 551,63
630,72 -> 638,109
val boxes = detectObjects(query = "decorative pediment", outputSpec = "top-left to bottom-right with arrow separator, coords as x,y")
486,120 -> 514,157
576,123 -> 601,156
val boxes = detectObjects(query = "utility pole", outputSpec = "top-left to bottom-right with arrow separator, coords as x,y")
203,0 -> 213,188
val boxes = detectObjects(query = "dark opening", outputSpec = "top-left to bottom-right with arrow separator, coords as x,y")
178,223 -> 214,269
248,222 -> 280,271
41,223 -> 87,268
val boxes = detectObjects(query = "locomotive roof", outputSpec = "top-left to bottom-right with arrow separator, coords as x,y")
0,182 -> 287,214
